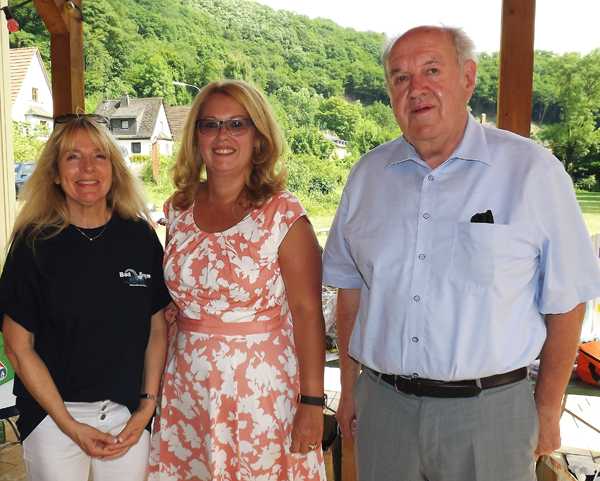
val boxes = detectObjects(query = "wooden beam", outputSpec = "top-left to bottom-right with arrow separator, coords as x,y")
1,0 -> 16,259
33,0 -> 67,34
342,437 -> 357,481
497,0 -> 536,137
67,2 -> 84,113
35,1 -> 84,116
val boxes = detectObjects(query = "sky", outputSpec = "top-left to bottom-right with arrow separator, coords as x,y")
253,0 -> 600,54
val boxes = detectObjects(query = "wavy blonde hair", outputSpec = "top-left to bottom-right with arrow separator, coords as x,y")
11,116 -> 150,246
172,79 -> 286,210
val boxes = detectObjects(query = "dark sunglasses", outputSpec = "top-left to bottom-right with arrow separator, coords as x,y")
196,118 -> 254,137
54,113 -> 110,127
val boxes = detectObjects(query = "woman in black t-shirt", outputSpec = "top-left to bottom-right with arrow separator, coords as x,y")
0,114 -> 170,481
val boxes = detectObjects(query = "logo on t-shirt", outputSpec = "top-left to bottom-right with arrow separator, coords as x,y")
0,361 -> 6,382
119,268 -> 151,287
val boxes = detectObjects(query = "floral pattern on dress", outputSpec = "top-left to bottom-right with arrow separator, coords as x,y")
148,191 -> 326,481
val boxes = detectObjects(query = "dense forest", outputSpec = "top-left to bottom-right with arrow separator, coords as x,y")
8,0 -> 600,207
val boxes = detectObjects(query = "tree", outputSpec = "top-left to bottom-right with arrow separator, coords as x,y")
287,126 -> 334,158
12,122 -> 46,163
537,53 -> 600,176
317,97 -> 362,140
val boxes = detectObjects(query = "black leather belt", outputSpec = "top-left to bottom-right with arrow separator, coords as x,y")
366,367 -> 528,398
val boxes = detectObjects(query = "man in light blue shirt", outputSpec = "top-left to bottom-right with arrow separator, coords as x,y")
323,25 -> 600,481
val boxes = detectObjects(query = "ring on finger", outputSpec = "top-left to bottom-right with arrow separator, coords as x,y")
308,443 -> 318,450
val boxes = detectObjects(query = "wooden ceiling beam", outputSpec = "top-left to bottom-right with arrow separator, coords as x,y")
34,0 -> 84,116
497,0 -> 536,137
33,0 -> 67,34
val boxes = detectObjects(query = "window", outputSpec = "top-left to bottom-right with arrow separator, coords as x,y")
121,119 -> 129,129
131,142 -> 141,154
31,88 -> 38,102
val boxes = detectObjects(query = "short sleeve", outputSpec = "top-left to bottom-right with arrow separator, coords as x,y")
163,197 -> 176,226
322,188 -> 364,289
0,238 -> 42,334
149,228 -> 172,314
267,191 -> 307,248
534,162 -> 600,314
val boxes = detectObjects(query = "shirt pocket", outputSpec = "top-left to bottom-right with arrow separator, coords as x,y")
449,222 -> 504,288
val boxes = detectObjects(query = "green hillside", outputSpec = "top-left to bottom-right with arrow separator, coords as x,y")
8,0 -> 600,213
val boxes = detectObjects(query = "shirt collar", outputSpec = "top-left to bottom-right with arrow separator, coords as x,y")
385,115 -> 492,168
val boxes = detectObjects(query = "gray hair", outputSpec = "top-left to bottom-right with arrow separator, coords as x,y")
382,26 -> 477,90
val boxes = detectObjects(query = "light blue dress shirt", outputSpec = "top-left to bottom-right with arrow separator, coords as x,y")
323,116 -> 600,381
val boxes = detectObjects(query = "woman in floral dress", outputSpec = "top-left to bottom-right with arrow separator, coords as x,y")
148,80 -> 327,481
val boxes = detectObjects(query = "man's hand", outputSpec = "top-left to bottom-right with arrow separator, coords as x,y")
336,392 -> 357,440
535,403 -> 562,457
534,304 -> 585,458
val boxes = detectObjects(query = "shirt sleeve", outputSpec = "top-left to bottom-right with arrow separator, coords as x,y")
322,188 -> 364,289
534,161 -> 600,314
0,238 -> 42,334
149,229 -> 172,314
162,197 -> 173,223
271,191 -> 307,248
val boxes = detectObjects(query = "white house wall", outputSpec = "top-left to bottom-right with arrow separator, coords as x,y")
117,139 -> 173,157
11,53 -> 53,126
152,105 -> 173,156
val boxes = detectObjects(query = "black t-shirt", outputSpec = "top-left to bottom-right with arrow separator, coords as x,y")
0,215 -> 171,440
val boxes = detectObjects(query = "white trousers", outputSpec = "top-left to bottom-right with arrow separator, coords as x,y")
23,400 -> 150,481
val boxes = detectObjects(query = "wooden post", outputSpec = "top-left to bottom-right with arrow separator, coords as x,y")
0,0 -> 16,262
34,0 -> 84,116
497,0 -> 536,137
341,437 -> 357,481
151,142 -> 160,183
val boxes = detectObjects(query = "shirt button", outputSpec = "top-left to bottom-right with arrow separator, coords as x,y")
422,213 -> 431,220
100,414 -> 107,420
411,336 -> 419,343
418,254 -> 426,260
427,175 -> 434,181
413,295 -> 421,302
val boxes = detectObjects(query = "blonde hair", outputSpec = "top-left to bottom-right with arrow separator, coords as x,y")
172,79 -> 286,210
11,117 -> 150,246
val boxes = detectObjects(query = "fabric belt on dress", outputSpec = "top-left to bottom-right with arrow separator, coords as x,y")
366,366 -> 528,398
177,314 -> 284,335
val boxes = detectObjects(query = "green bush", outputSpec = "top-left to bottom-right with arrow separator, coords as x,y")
575,174 -> 599,192
286,153 -> 346,197
130,154 -> 150,164
142,155 -> 174,183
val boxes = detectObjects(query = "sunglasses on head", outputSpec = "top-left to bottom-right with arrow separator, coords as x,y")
196,118 -> 254,137
54,113 -> 110,127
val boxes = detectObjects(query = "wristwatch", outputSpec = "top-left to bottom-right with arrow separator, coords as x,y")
298,394 -> 327,406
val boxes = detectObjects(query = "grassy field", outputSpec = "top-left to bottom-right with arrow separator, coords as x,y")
307,191 -> 600,245
577,191 -> 600,235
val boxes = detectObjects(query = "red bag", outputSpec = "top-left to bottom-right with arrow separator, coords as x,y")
576,341 -> 600,386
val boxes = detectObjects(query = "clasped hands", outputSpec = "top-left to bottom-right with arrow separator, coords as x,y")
65,401 -> 155,460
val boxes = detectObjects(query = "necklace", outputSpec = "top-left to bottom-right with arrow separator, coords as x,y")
73,222 -> 109,242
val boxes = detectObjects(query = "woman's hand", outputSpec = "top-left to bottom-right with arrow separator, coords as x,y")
63,420 -> 119,458
104,400 -> 155,459
290,403 -> 323,454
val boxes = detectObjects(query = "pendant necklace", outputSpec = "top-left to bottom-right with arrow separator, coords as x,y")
73,219 -> 109,242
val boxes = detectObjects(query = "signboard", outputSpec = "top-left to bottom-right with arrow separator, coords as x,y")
0,333 -> 16,411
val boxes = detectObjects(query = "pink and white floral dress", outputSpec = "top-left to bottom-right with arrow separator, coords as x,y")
148,191 -> 326,481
